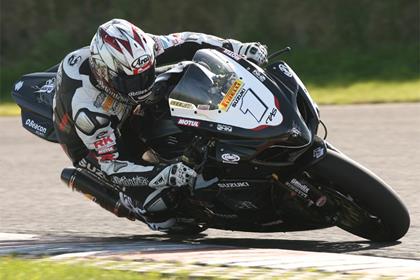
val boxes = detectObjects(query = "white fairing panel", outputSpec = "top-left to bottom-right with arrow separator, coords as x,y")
169,49 -> 283,130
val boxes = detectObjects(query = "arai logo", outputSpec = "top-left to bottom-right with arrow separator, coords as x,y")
25,118 -> 47,135
221,153 -> 240,163
131,55 -> 151,69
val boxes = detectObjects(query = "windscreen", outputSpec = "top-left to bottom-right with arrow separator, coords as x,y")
169,49 -> 239,110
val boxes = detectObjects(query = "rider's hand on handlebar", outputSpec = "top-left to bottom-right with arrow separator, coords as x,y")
226,39 -> 268,66
240,42 -> 268,66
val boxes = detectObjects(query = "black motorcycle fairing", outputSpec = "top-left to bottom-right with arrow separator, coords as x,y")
168,50 -> 313,146
143,51 -> 324,167
143,119 -> 194,161
178,174 -> 333,233
267,61 -> 320,136
12,72 -> 58,143
209,135 -> 327,179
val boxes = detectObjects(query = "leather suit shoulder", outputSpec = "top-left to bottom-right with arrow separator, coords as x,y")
61,47 -> 90,81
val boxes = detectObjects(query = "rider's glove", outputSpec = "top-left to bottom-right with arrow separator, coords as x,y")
225,39 -> 268,66
149,162 -> 197,189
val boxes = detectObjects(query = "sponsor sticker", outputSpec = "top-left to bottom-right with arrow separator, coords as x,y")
221,153 -> 240,164
94,136 -> 115,149
97,146 -> 116,155
78,158 -> 106,179
313,147 -> 325,159
94,134 -> 117,160
34,78 -> 55,94
25,118 -> 47,135
216,124 -> 232,132
14,81 -> 24,92
231,88 -> 246,108
265,108 -> 278,124
94,93 -> 106,108
285,178 -> 310,199
177,118 -> 200,127
102,95 -> 115,112
219,79 -> 244,111
218,182 -> 250,188
222,49 -> 242,61
279,64 -> 293,77
131,54 -> 151,70
169,99 -> 195,109
112,176 -> 149,187
252,69 -> 266,82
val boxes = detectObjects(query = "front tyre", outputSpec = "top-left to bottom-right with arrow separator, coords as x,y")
308,149 -> 410,241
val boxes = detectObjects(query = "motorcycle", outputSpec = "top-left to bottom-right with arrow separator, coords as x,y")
11,46 -> 410,241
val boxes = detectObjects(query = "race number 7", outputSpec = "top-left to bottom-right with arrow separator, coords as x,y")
240,89 -> 268,122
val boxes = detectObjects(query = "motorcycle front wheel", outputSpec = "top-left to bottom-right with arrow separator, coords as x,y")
308,149 -> 410,242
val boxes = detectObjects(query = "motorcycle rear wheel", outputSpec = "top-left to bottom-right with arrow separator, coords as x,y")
308,149 -> 410,242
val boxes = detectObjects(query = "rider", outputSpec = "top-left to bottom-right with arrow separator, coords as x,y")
53,18 -> 268,231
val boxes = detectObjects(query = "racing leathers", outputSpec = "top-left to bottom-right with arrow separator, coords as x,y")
53,31 -> 267,231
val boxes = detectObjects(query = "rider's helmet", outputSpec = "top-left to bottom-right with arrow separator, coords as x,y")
89,19 -> 156,105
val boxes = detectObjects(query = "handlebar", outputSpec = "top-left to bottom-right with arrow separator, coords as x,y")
267,46 -> 292,61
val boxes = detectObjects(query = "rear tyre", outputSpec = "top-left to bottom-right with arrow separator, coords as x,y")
308,149 -> 410,241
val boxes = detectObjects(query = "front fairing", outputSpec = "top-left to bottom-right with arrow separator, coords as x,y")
168,49 -> 312,147
266,61 -> 320,137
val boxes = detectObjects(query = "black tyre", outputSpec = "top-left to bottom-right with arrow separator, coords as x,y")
308,149 -> 410,241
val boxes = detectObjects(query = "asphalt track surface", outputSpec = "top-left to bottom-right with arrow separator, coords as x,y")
1,103 -> 419,260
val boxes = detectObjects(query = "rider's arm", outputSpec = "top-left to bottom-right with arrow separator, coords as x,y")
150,32 -> 267,66
72,99 -> 160,187
150,32 -> 229,65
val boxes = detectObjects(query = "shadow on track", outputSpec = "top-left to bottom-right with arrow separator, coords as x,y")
134,234 -> 401,255
0,233 -> 402,258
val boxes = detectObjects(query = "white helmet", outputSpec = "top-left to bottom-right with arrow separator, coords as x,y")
89,19 -> 156,104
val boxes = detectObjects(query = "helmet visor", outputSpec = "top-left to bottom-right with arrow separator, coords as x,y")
111,66 -> 156,103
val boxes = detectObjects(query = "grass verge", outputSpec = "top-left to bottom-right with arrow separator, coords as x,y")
0,256 -> 355,280
0,103 -> 20,116
0,80 -> 419,116
0,257 -> 185,280
309,80 -> 420,105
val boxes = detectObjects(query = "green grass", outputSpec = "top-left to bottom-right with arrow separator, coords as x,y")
308,79 -> 420,105
0,257 -> 186,280
0,256 -> 360,279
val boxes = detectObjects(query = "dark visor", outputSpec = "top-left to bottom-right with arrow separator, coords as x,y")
111,65 -> 155,97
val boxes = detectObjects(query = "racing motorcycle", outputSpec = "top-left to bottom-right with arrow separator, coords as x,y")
11,46 -> 410,241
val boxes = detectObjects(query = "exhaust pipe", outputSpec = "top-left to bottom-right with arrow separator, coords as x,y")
61,167 -> 135,220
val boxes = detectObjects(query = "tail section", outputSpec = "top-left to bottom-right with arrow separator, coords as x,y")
11,69 -> 58,143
